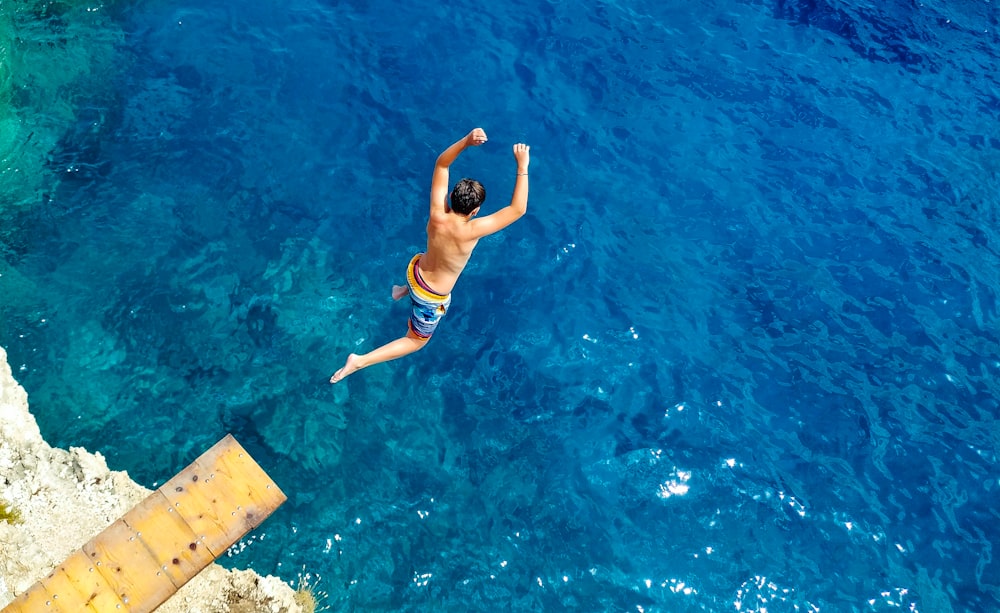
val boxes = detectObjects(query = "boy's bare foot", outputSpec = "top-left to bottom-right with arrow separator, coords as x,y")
330,353 -> 362,383
392,285 -> 407,300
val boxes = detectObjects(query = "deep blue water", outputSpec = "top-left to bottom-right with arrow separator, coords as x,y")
2,0 -> 999,611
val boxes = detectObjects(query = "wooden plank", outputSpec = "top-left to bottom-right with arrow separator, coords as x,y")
81,518 -> 176,613
197,434 -> 287,530
155,459 -> 223,546
159,463 -> 250,557
37,567 -> 93,613
55,550 -> 126,612
158,436 -> 285,557
1,585 -> 55,612
123,491 -> 215,588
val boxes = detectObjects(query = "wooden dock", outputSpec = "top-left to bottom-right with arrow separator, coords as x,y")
2,434 -> 286,613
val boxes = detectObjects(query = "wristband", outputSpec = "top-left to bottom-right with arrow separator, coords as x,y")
517,172 -> 528,176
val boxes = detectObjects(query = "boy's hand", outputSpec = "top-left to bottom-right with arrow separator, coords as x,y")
467,128 -> 488,146
513,143 -> 530,168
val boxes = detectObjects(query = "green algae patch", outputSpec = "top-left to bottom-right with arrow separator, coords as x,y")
0,501 -> 22,525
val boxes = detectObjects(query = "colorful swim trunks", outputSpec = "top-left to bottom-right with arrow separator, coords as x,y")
406,253 -> 451,339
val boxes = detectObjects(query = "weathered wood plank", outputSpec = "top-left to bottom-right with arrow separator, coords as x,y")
37,566 -> 96,613
197,435 -> 286,530
81,519 -> 176,612
158,435 -> 285,557
123,491 -> 215,588
158,464 -> 251,558
1,585 -> 56,612
56,550 -> 125,612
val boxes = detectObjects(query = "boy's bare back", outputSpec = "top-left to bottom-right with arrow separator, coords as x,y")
417,130 -> 529,295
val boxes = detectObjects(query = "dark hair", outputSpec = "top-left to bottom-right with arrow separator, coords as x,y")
449,178 -> 486,215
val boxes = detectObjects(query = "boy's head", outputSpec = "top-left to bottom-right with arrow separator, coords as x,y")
450,178 -> 486,216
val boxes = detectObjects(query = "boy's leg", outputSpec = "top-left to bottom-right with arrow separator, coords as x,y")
330,331 -> 426,383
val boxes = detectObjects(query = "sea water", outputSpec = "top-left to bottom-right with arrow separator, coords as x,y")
1,0 -> 998,610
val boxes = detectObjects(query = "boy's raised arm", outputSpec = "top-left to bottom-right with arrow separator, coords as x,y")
430,128 -> 488,218
468,143 -> 530,238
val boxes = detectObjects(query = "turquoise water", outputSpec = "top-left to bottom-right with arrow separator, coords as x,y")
0,2 -> 123,212
2,0 -> 999,610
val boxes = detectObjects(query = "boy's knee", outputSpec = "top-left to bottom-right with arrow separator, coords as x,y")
414,335 -> 431,349
405,329 -> 431,347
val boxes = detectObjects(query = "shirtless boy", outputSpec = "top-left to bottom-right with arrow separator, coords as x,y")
330,128 -> 530,383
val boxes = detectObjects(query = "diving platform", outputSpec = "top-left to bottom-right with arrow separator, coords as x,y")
2,434 -> 286,613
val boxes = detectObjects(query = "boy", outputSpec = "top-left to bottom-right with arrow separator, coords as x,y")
330,128 -> 530,383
